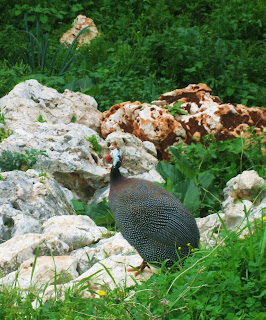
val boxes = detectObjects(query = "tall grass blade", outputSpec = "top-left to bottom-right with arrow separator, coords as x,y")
59,26 -> 91,76
49,42 -> 66,75
59,54 -> 80,76
98,262 -> 117,286
30,246 -> 40,285
41,34 -> 49,72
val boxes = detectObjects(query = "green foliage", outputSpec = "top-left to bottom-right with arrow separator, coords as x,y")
156,128 -> 266,217
64,74 -> 94,93
70,115 -> 77,123
0,149 -> 48,172
0,128 -> 12,142
0,173 -> 5,181
85,134 -> 102,156
157,131 -> 265,217
13,4 -> 68,32
0,61 -> 30,97
165,101 -> 188,116
157,147 -> 218,217
71,198 -> 115,227
37,114 -> 47,123
178,130 -> 265,183
23,16 -> 91,76
0,113 -> 12,142
1,0 -> 265,107
0,112 -> 6,125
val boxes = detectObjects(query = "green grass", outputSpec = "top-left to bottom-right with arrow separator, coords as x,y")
0,216 -> 265,319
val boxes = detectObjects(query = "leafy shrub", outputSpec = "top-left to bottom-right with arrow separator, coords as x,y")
23,16 -> 91,76
0,61 -> 30,97
85,134 -> 102,156
1,0 -> 265,107
157,130 -> 266,217
0,128 -> 12,143
157,147 -> 219,217
176,130 -> 266,184
0,111 -> 12,142
165,101 -> 188,116
71,198 -> 115,227
0,149 -> 48,172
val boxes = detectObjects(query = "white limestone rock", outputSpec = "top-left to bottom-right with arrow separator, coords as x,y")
0,170 -> 75,240
196,170 -> 265,247
74,254 -> 157,289
0,256 -> 78,290
223,170 -> 265,201
62,90 -> 101,132
0,233 -> 69,277
42,215 -> 108,250
105,132 -> 158,175
0,79 -> 101,132
32,254 -> 157,308
196,213 -> 223,248
0,122 -> 109,201
71,232 -> 136,274
222,171 -> 265,236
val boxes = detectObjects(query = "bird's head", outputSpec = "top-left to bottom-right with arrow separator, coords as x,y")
106,145 -> 123,169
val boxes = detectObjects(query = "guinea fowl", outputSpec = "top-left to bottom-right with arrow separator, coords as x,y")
106,146 -> 200,274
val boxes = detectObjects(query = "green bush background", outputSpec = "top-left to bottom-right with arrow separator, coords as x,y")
0,0 -> 265,110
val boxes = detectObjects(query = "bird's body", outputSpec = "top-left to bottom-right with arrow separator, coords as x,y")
107,147 -> 200,268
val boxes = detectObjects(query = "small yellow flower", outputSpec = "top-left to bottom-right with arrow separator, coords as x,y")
191,248 -> 195,252
98,290 -> 106,297
187,243 -> 191,247
263,216 -> 266,222
178,247 -> 182,250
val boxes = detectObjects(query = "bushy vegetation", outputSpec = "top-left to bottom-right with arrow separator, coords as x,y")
0,0 -> 265,109
157,130 -> 266,217
0,149 -> 48,172
0,216 -> 265,319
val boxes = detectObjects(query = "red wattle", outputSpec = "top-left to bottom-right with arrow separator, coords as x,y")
106,154 -> 112,163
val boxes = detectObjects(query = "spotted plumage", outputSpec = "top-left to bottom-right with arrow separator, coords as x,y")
107,146 -> 200,268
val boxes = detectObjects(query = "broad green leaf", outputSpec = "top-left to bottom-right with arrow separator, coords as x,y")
71,199 -> 85,214
156,161 -> 185,185
169,147 -> 197,180
173,179 -> 201,214
40,15 -> 48,24
184,66 -> 196,73
198,171 -> 215,189
84,200 -> 115,226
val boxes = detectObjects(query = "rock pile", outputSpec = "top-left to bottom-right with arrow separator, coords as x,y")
101,83 -> 265,157
0,80 -> 265,305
